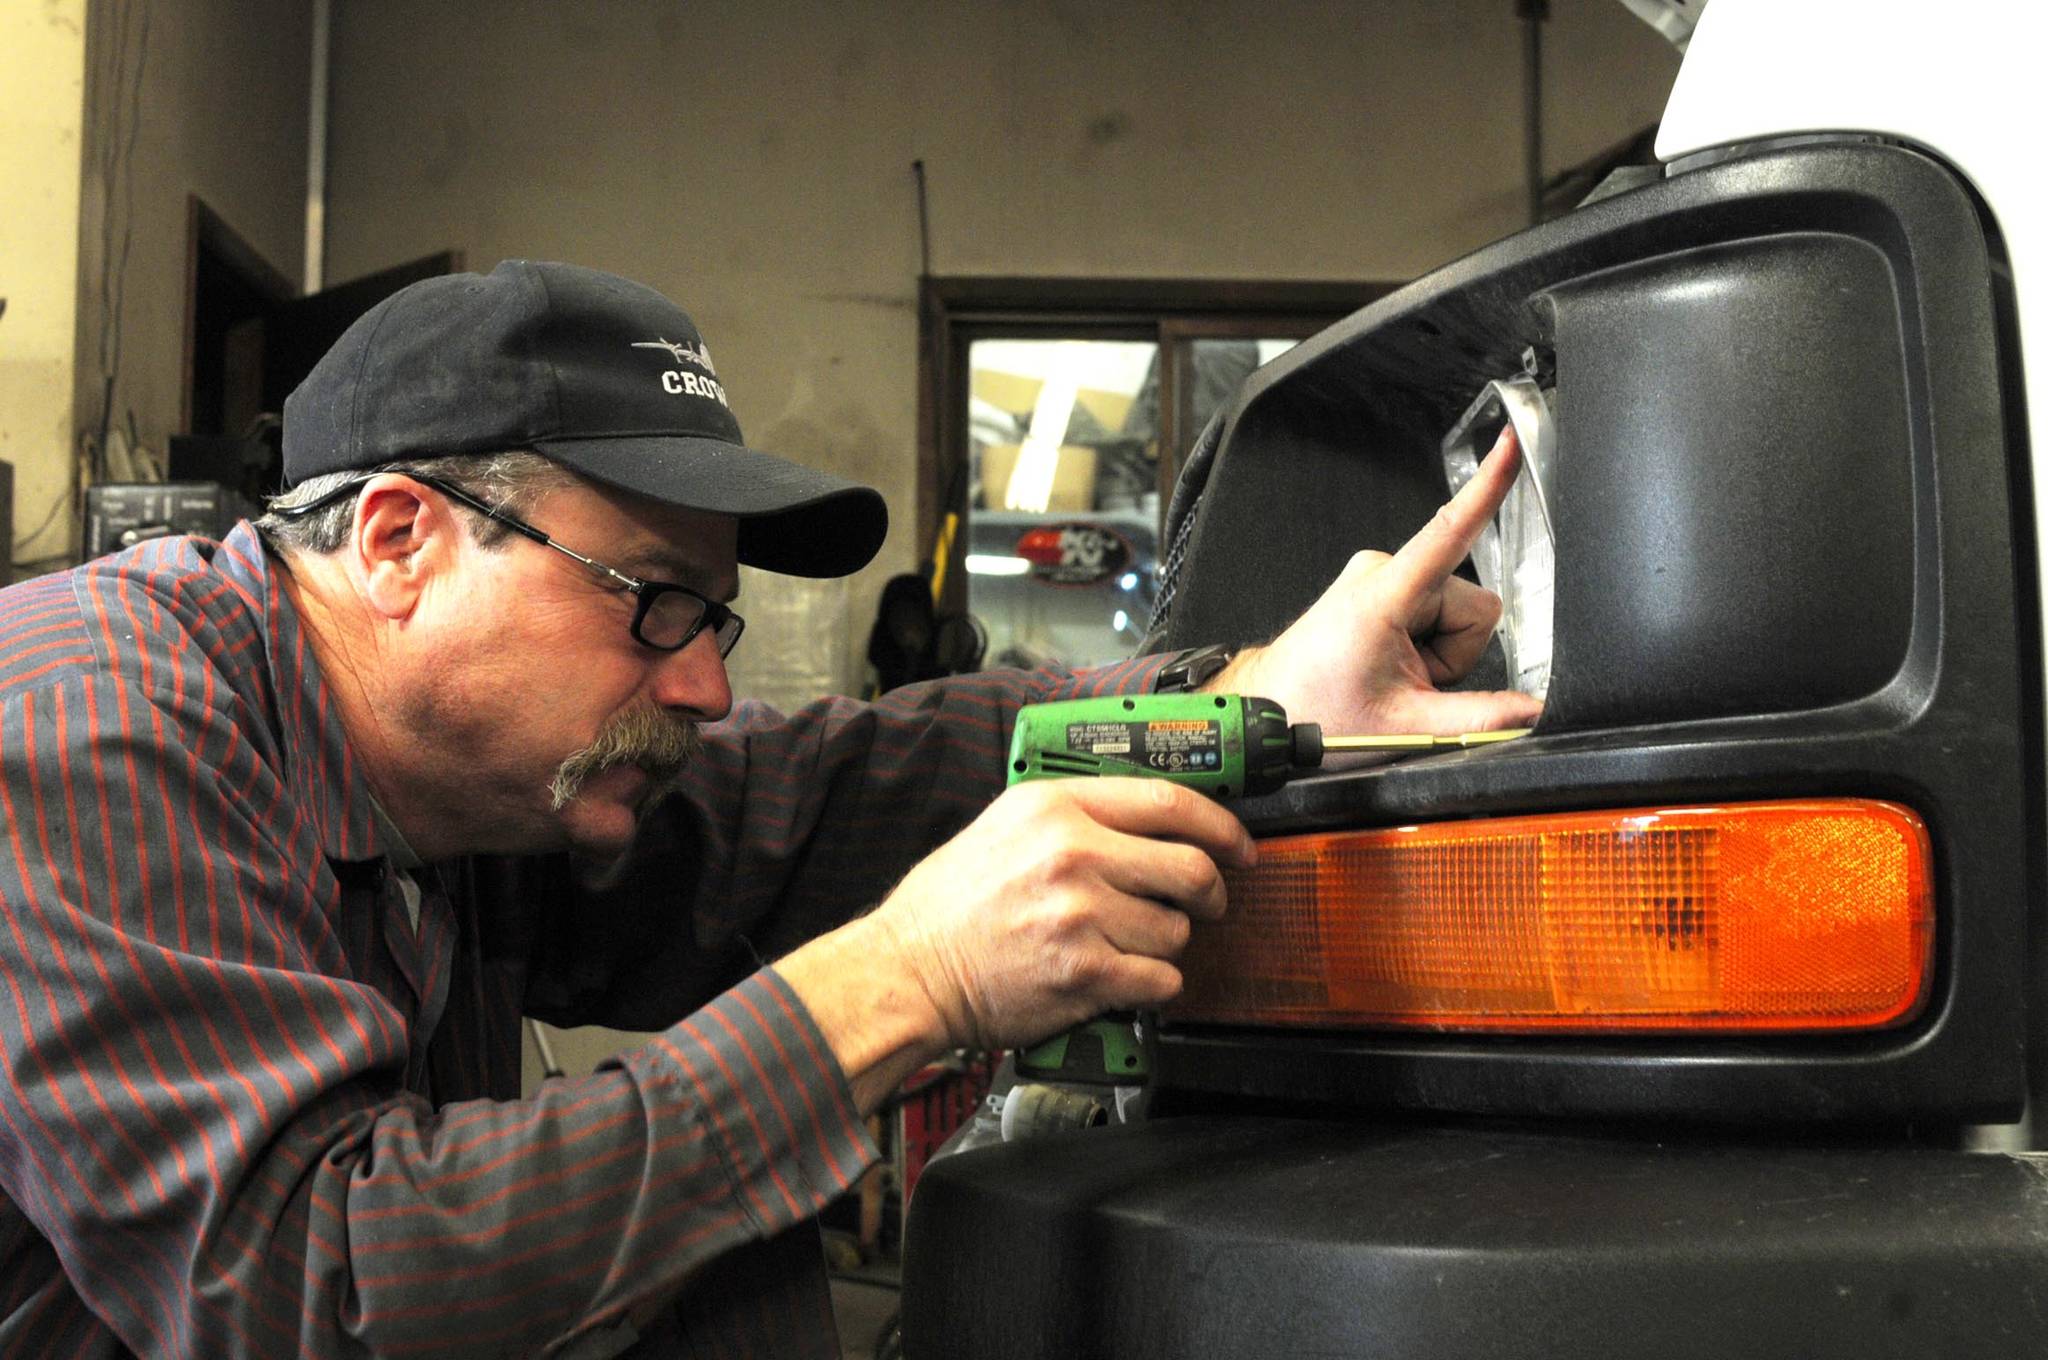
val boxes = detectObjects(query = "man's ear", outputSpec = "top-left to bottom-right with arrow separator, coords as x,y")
347,476 -> 461,620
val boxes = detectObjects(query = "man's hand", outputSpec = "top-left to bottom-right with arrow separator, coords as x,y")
1218,423 -> 1543,740
873,779 -> 1254,1047
773,778 -> 1254,1112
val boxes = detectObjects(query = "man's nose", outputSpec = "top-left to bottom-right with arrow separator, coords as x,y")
650,630 -> 733,722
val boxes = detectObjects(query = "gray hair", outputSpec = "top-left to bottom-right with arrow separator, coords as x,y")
254,450 -> 575,555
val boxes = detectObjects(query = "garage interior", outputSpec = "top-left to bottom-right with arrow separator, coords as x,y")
2,4 -> 1689,1356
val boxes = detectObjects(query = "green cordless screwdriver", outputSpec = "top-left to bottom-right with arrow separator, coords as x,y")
1006,693 -> 1528,1083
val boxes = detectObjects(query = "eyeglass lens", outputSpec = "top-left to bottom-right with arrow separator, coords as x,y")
639,589 -> 744,656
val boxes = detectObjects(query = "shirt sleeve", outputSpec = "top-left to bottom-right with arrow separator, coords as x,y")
0,668 -> 874,1357
521,654 -> 1178,1032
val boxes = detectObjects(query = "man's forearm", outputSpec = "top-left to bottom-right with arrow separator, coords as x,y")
771,913 -> 952,1115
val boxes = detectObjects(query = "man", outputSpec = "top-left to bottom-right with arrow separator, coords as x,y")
0,261 -> 1538,1357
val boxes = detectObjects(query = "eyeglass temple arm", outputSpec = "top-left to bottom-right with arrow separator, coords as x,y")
419,478 -> 645,593
274,473 -> 646,596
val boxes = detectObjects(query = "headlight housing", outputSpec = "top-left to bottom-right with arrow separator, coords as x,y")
1442,364 -> 1558,702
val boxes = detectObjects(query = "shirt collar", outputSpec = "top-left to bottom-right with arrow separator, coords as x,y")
369,793 -> 425,870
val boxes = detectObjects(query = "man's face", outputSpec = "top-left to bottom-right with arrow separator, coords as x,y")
399,476 -> 739,860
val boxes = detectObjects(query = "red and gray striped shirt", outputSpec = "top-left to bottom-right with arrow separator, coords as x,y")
0,523 -> 1172,1358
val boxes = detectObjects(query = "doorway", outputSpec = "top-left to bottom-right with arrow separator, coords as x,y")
182,195 -> 461,498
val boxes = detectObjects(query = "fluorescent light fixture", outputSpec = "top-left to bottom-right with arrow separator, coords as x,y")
1004,345 -> 1086,512
966,554 -> 1033,576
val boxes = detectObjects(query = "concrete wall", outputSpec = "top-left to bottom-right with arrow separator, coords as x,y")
326,0 -> 1680,703
62,0 -> 313,555
0,0 -> 88,573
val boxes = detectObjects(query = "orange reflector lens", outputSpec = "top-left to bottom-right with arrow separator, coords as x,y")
1171,800 -> 1933,1034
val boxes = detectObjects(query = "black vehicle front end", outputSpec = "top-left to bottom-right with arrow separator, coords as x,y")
905,141 -> 2048,1358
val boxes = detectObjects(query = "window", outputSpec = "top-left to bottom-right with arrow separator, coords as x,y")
919,280 -> 1391,669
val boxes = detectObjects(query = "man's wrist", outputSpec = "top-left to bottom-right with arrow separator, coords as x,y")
773,914 -> 952,1115
1200,643 -> 1263,695
1154,643 -> 1236,693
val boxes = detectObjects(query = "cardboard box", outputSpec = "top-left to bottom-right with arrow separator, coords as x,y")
979,443 -> 1099,513
970,370 -> 1139,436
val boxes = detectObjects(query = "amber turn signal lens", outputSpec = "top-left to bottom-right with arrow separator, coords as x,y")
1171,800 -> 1933,1034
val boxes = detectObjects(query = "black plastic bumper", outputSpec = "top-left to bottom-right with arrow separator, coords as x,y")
903,1118 -> 2048,1359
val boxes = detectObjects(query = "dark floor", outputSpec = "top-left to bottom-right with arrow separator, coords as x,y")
830,1262 -> 903,1360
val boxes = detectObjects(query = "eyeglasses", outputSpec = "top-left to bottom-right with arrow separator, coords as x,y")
273,472 -> 746,657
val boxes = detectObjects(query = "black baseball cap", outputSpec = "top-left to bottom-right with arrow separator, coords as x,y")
282,260 -> 888,577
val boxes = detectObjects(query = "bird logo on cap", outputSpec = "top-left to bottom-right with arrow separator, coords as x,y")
631,337 -> 717,375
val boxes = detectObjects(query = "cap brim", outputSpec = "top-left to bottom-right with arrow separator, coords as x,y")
531,433 -> 889,578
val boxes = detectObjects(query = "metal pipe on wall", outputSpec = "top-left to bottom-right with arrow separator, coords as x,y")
304,0 -> 330,293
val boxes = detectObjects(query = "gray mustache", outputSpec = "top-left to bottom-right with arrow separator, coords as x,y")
549,707 -> 704,810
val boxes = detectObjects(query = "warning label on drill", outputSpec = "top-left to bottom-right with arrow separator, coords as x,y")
1066,719 -> 1224,772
